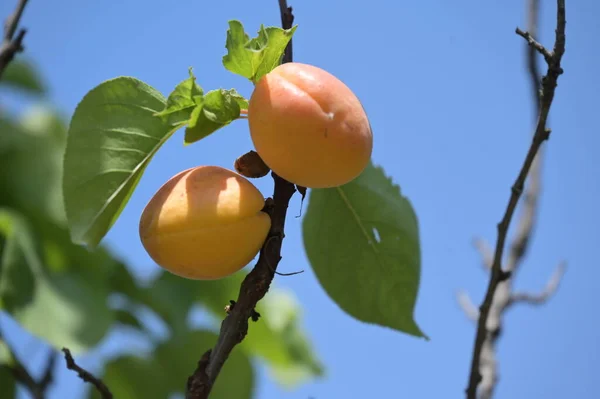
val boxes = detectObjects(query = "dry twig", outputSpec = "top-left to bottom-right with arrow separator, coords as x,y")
463,1 -> 567,398
62,348 -> 113,399
184,2 -> 297,398
0,324 -> 56,399
0,0 -> 29,79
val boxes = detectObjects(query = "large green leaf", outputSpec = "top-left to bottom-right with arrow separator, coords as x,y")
0,209 -> 114,353
13,272 -> 114,354
63,77 -> 179,248
302,163 -> 426,338
222,20 -> 297,83
0,58 -> 46,95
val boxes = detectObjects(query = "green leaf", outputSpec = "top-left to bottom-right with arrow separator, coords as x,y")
0,335 -> 12,364
302,162 -> 426,338
184,89 -> 242,144
63,77 -> 179,248
89,354 -> 172,399
1,59 -> 46,95
0,366 -> 16,398
154,68 -> 203,121
155,330 -> 254,399
225,88 -> 249,109
0,107 -> 68,224
0,209 -> 38,311
0,210 -> 113,353
222,20 -> 297,83
13,272 -> 114,353
114,309 -> 144,330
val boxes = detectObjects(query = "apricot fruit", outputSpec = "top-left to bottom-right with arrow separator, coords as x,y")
248,62 -> 373,188
139,165 -> 271,280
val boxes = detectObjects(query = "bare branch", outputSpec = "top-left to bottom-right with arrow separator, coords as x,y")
0,0 -> 29,79
0,324 -> 55,399
509,262 -> 566,306
62,348 -> 113,399
473,238 -> 493,270
185,3 -> 297,398
465,1 -> 567,398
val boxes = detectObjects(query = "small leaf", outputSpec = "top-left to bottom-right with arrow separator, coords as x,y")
302,163 -> 426,338
225,88 -> 249,109
1,59 -> 46,95
222,20 -> 297,83
154,68 -> 203,119
63,77 -> 179,248
184,89 -> 241,144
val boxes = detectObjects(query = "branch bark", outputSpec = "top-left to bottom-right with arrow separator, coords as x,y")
185,2 -> 297,398
464,1 -> 567,398
62,348 -> 113,399
0,0 -> 29,80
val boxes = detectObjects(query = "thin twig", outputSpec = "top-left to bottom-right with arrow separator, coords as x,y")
0,324 -> 55,399
62,348 -> 113,399
464,1 -> 566,398
0,0 -> 29,79
508,261 -> 566,306
184,3 -> 297,398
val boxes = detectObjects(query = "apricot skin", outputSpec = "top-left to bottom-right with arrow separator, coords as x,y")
248,62 -> 373,188
139,166 -> 271,280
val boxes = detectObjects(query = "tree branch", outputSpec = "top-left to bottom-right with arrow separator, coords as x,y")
0,324 -> 55,399
0,0 -> 29,80
62,348 -> 113,399
185,3 -> 297,398
464,1 -> 566,398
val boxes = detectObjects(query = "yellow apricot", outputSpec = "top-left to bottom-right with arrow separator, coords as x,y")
139,165 -> 271,280
248,62 -> 373,188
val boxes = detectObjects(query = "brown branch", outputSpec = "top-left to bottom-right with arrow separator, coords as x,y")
62,348 -> 113,399
0,0 -> 29,80
464,1 -> 566,398
0,324 -> 56,399
185,3 -> 297,398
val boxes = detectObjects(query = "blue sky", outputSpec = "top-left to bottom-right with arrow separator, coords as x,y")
1,0 -> 599,398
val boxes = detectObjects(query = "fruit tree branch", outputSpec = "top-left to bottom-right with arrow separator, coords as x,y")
0,322 -> 56,399
184,2 -> 297,398
0,0 -> 29,80
62,348 -> 113,399
464,1 -> 566,398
